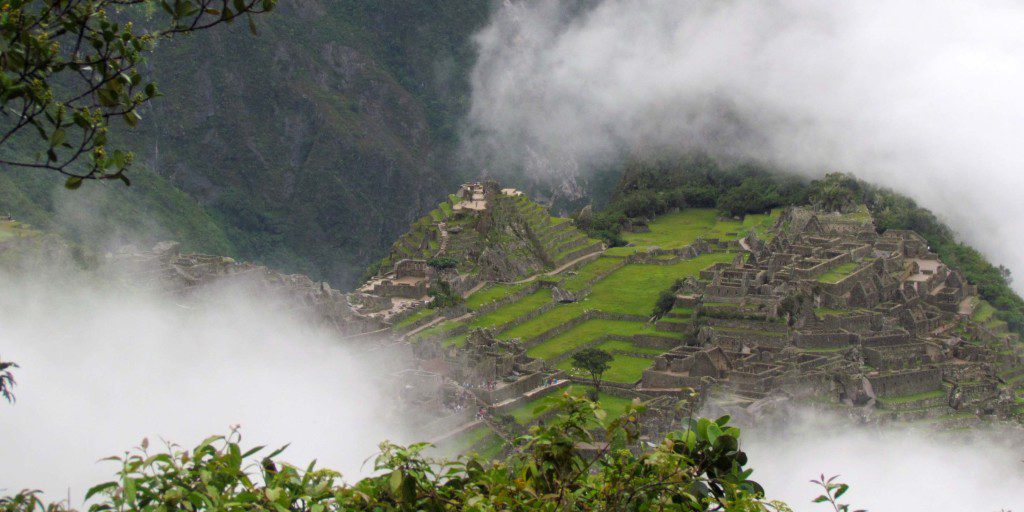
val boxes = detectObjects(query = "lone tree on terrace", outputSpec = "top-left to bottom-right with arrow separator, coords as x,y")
571,348 -> 613,397
0,0 -> 276,186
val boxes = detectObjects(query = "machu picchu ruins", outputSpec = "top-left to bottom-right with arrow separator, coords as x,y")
361,185 -> 1024,456
47,183 -> 1024,459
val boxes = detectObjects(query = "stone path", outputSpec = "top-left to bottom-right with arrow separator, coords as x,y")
509,250 -> 603,285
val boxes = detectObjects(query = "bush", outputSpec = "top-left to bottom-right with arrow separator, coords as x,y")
4,395 -> 790,511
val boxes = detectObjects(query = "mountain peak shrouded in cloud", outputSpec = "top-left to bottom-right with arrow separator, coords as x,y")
464,0 -> 1024,290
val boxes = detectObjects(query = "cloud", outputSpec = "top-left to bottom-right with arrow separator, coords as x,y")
742,407 -> 1024,511
465,0 -> 1024,288
0,264 -> 409,503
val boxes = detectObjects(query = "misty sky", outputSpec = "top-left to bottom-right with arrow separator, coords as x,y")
466,0 -> 1024,291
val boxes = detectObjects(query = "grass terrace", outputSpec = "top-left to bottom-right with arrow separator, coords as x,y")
596,339 -> 670,356
469,288 -> 553,329
394,307 -> 437,330
508,386 -> 635,427
465,282 -> 531,310
621,209 -> 728,250
972,300 -> 997,324
818,262 -> 860,284
561,257 -> 624,292
814,307 -> 851,318
558,355 -> 652,384
498,304 -> 587,342
525,319 -> 674,361
583,253 -> 735,316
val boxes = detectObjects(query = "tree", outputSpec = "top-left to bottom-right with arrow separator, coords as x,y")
427,256 -> 458,270
0,356 -> 17,403
0,0 -> 276,185
571,348 -> 613,397
716,178 -> 781,217
0,394 -> 797,511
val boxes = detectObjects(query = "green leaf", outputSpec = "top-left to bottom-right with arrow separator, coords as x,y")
388,471 -> 402,494
65,176 -> 83,190
248,14 -> 258,35
50,128 -> 65,147
84,482 -> 118,500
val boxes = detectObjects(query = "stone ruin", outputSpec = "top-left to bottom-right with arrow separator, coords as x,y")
637,206 -> 1022,426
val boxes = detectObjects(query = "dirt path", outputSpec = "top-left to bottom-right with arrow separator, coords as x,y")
509,250 -> 604,285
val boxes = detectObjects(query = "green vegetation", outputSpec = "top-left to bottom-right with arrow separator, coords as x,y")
465,282 -> 531,310
560,354 -> 652,384
0,0 -> 275,182
561,257 -> 623,292
525,319 -> 657,360
570,348 -> 614,395
394,307 -> 438,330
468,289 -> 552,329
2,395 -> 790,511
499,305 -> 588,342
972,300 -> 997,323
585,253 -> 734,316
817,263 -> 860,283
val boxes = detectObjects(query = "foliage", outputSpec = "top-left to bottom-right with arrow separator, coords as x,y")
652,278 -> 684,319
807,174 -> 862,212
0,395 -> 792,511
0,356 -> 18,403
716,178 -> 782,217
811,474 -> 864,512
571,348 -> 613,395
428,256 -> 459,270
428,280 -> 462,309
0,0 -> 275,183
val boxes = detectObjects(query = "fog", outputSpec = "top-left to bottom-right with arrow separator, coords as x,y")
742,407 -> 1024,511
0,264 -> 407,503
466,0 -> 1024,291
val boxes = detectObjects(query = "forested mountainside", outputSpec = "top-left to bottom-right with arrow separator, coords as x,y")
0,1 -> 491,287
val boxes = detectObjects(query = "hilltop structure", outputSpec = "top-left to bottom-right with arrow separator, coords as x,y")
13,182 -> 1017,459
368,194 -> 1024,455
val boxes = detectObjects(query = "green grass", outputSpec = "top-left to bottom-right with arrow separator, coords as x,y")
508,394 -> 554,425
741,209 -> 781,238
817,262 -> 860,284
499,303 -> 587,341
596,339 -> 669,356
525,319 -> 667,360
566,385 -> 635,423
814,307 -> 850,317
621,209 -> 725,250
439,201 -> 453,217
465,282 -> 530,310
509,385 -> 635,426
583,253 -> 734,316
394,307 -> 437,329
447,424 -> 493,453
559,355 -> 652,384
411,319 -> 461,342
562,257 -> 623,292
469,289 -> 552,329
972,300 -> 997,323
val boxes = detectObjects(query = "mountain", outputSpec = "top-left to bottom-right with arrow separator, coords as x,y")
0,1 -> 492,288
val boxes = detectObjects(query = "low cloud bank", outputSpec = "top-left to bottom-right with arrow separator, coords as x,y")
466,0 -> 1024,289
741,408 -> 1024,511
0,266 -> 406,503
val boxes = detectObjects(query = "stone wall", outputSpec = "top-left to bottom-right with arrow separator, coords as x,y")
867,368 -> 942,397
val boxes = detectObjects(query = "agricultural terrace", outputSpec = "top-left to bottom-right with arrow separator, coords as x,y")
606,208 -> 779,256
507,385 -> 635,427
425,210 -> 757,387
